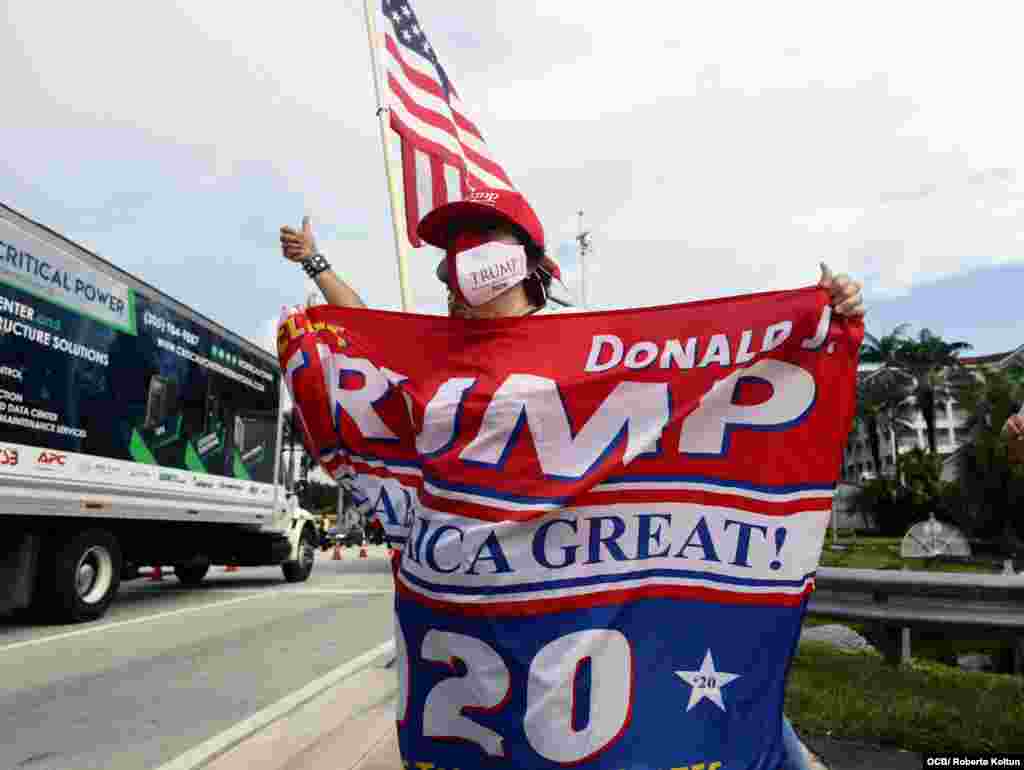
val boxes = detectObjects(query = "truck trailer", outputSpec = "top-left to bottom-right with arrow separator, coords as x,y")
0,202 -> 319,623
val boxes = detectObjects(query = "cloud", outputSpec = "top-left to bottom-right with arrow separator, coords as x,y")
1,0 -> 1023,350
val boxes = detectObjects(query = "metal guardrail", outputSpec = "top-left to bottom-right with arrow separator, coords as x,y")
808,567 -> 1024,671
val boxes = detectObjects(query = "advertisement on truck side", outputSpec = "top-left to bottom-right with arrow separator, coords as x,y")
0,217 -> 280,494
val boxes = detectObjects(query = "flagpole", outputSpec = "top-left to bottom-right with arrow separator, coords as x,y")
363,0 -> 414,312
304,276 -> 321,308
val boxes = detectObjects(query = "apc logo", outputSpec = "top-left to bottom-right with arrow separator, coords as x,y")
36,451 -> 67,468
470,191 -> 500,205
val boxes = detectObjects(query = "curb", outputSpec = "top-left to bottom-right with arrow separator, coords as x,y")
155,640 -> 395,770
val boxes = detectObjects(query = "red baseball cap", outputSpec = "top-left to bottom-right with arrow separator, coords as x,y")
416,188 -> 545,252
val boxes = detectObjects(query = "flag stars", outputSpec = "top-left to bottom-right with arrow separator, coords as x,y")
411,24 -> 421,36
402,28 -> 413,41
675,650 -> 741,712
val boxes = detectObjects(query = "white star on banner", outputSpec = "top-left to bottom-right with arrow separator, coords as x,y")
675,650 -> 741,712
402,6 -> 412,17
411,24 -> 421,36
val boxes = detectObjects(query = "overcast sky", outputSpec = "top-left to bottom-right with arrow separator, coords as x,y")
3,0 -> 1022,358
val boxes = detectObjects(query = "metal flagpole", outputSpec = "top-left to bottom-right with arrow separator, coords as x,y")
363,0 -> 414,312
304,276 -> 321,309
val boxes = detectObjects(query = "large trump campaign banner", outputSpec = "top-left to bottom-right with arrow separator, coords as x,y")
278,286 -> 862,770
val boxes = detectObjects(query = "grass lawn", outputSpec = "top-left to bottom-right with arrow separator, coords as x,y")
786,641 -> 1024,752
817,535 -> 1003,574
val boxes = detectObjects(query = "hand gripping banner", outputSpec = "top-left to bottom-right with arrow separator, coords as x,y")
277,287 -> 862,770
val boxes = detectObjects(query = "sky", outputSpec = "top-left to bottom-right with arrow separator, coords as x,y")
2,0 -> 1023,360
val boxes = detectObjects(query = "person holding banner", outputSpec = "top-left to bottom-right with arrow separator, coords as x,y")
278,192 -> 863,770
279,194 -> 863,321
279,212 -> 573,318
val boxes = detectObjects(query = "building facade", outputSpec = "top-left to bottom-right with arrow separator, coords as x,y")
841,345 -> 1024,482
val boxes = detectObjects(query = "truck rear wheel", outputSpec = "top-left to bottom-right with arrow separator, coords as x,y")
45,529 -> 122,623
282,527 -> 316,583
174,559 -> 211,586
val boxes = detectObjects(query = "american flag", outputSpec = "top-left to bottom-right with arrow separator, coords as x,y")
379,0 -> 515,247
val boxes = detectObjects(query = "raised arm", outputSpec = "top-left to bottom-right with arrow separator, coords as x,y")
280,216 -> 367,309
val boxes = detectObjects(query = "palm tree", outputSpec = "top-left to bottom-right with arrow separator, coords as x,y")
894,329 -> 973,455
860,324 -> 912,368
855,369 -> 914,477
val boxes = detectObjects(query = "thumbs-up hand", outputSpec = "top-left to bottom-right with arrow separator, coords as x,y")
280,216 -> 317,263
818,262 -> 864,317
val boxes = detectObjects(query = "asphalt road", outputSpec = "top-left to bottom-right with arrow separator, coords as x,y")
0,546 -> 397,770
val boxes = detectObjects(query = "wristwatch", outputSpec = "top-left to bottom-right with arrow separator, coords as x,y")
301,252 -> 330,279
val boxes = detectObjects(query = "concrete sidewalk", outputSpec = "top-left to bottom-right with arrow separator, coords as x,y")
203,659 -> 401,770
203,656 -> 920,770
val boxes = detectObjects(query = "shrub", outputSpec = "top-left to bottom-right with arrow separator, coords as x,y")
855,449 -> 960,536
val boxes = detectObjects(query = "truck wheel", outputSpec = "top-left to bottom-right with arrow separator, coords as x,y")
282,527 -> 316,583
48,529 -> 122,623
174,560 -> 211,586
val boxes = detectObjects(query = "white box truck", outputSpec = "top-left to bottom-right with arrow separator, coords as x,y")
0,202 -> 320,623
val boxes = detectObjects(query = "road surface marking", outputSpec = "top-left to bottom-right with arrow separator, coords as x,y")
155,639 -> 396,770
0,588 -> 386,653
0,592 -> 276,653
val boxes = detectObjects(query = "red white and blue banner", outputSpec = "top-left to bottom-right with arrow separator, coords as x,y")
277,287 -> 862,770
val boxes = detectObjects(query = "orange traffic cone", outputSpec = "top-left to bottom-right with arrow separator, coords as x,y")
332,543 -> 342,560
359,547 -> 368,558
149,565 -> 163,581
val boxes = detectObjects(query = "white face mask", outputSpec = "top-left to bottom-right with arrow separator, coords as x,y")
453,241 -> 529,307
